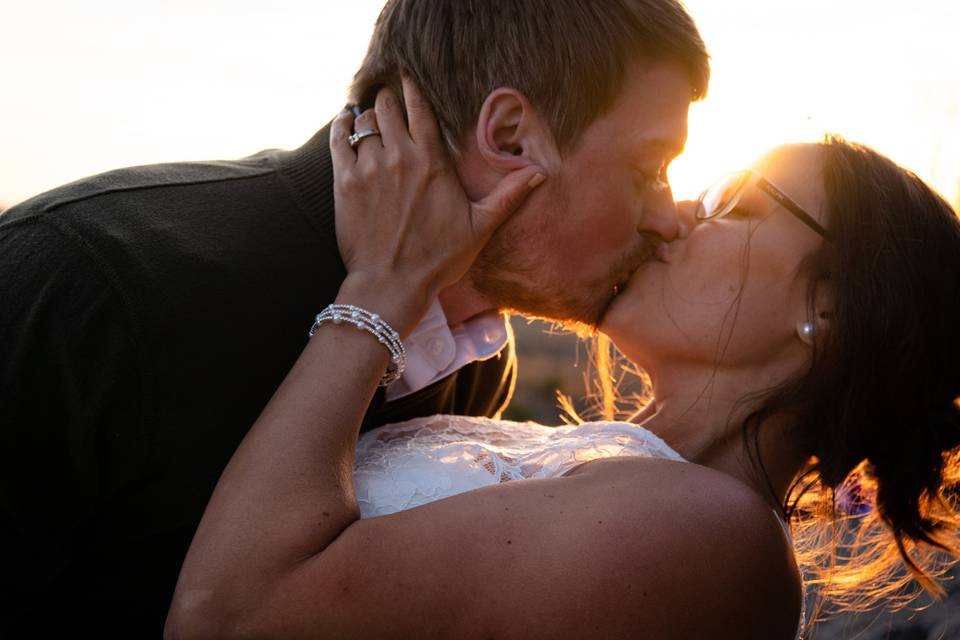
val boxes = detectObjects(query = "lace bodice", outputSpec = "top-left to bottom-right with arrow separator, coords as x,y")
354,415 -> 685,518
352,415 -> 805,639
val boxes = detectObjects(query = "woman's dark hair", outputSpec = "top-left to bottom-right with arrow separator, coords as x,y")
740,136 -> 960,615
581,136 -> 960,624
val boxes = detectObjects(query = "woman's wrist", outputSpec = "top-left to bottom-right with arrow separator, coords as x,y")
335,272 -> 434,339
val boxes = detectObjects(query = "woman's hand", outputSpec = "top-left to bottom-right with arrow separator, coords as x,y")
330,77 -> 545,324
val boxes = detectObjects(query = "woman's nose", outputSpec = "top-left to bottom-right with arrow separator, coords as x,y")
675,200 -> 698,238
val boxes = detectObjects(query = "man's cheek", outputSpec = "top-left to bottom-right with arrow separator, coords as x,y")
560,229 -> 625,283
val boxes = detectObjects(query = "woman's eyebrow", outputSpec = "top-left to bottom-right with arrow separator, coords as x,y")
740,189 -> 772,214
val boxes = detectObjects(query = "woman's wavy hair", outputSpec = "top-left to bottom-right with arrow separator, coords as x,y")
575,136 -> 960,626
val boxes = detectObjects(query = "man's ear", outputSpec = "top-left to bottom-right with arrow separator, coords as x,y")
475,88 -> 555,173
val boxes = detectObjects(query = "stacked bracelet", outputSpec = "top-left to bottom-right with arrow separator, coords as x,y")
308,304 -> 406,387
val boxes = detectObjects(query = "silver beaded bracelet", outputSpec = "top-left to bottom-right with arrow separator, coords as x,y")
308,304 -> 406,386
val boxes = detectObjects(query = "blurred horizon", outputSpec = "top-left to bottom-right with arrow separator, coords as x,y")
1,0 -> 958,210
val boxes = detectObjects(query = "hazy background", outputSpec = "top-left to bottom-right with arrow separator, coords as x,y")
1,0 -> 958,209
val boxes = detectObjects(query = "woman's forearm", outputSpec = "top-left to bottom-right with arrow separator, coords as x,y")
169,275 -> 430,630
167,79 -> 543,636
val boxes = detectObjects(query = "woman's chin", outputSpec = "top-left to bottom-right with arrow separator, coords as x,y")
599,280 -> 643,336
597,308 -> 628,342
600,300 -> 666,375
597,326 -> 650,373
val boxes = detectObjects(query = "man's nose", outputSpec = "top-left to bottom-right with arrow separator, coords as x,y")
639,185 -> 680,242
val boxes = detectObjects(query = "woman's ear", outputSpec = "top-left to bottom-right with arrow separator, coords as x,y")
797,281 -> 832,347
475,88 -> 555,173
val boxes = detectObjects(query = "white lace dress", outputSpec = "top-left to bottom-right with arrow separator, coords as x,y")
354,415 -> 683,517
353,415 -> 805,640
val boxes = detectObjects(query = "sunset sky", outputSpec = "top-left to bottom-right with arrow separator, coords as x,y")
1,0 -> 958,208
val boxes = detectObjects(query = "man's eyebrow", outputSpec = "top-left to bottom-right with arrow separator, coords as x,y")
637,137 -> 686,160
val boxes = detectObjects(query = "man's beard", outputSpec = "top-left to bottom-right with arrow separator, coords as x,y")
469,228 -> 660,331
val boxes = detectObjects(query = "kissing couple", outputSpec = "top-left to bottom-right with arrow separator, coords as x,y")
3,1 -> 959,638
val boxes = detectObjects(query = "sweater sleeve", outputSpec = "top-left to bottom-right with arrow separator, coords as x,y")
0,217 -> 146,627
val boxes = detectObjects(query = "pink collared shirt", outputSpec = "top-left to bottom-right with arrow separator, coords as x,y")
385,299 -> 510,401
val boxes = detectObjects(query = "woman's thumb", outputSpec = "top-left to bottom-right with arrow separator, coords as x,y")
470,166 -> 547,237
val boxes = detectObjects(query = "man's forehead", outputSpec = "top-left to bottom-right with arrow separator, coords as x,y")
615,61 -> 692,151
617,105 -> 689,159
577,61 -> 692,159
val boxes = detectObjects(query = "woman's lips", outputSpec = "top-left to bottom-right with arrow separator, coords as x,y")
655,241 -> 670,263
614,243 -> 669,296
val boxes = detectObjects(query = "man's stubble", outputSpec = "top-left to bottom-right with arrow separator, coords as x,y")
469,182 -> 660,331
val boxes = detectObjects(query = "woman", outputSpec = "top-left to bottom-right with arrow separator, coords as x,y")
165,80 -> 960,639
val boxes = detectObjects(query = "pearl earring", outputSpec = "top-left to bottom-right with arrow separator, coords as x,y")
800,321 -> 817,340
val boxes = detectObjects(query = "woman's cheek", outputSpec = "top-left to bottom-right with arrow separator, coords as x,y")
678,232 -> 749,300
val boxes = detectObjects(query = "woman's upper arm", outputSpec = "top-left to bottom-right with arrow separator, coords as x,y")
191,459 -> 801,639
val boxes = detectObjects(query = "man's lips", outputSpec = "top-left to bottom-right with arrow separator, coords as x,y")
613,242 -> 669,296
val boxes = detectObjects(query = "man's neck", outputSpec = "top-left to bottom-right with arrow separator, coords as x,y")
438,278 -> 497,326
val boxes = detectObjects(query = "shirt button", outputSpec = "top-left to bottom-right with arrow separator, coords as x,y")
427,337 -> 446,356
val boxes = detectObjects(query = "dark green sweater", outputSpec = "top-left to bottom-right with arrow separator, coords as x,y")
0,124 -> 515,636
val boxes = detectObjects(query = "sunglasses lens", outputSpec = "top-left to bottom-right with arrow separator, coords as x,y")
697,171 -> 752,220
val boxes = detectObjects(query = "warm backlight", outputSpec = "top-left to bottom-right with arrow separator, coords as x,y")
0,1 -> 957,210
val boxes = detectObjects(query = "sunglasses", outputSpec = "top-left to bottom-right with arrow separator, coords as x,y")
695,169 -> 831,240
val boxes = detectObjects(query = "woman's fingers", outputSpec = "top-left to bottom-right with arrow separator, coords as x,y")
352,108 -> 383,155
333,77 -> 546,297
330,109 -> 357,170
374,85 -> 409,149
401,75 -> 442,148
471,166 -> 547,240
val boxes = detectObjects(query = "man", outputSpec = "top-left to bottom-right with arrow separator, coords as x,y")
0,0 -> 708,634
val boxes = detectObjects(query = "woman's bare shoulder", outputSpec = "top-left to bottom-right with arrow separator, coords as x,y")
221,456 -> 803,639
572,456 -> 804,639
